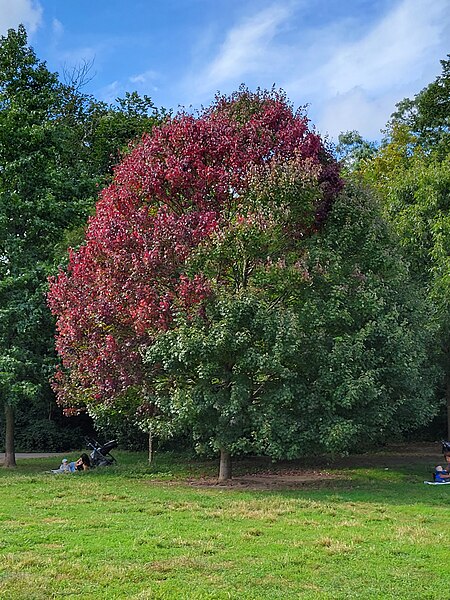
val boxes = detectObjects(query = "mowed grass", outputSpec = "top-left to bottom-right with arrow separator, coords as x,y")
1,450 -> 449,599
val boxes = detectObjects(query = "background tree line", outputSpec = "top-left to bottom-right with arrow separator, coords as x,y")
337,54 -> 450,439
0,26 -> 165,466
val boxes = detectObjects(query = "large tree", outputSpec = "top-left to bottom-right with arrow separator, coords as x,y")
49,89 -> 437,478
48,89 -> 342,476
0,26 -> 92,466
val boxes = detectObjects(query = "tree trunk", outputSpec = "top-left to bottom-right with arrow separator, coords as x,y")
218,447 -> 232,482
4,403 -> 16,468
148,429 -> 153,465
446,374 -> 450,440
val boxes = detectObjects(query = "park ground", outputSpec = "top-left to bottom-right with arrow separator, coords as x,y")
1,443 -> 449,599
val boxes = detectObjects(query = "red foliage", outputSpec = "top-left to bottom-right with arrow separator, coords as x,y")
48,90 -> 342,408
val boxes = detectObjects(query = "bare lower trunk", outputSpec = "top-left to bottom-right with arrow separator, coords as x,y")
446,375 -> 450,440
148,429 -> 153,465
4,404 -> 16,468
218,447 -> 232,482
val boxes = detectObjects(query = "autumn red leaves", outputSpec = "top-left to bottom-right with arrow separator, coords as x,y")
48,90 -> 342,414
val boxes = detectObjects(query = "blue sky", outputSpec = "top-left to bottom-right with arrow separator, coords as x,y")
1,0 -> 449,141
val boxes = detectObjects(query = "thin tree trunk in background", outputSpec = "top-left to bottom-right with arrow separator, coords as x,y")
446,374 -> 450,440
148,429 -> 153,464
218,447 -> 232,481
4,403 -> 16,468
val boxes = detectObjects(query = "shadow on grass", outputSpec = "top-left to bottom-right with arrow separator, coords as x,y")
1,445 -> 449,509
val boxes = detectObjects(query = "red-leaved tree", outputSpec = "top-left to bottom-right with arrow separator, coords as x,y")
48,89 -> 342,457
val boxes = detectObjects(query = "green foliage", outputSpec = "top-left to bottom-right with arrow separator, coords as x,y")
391,54 -> 450,159
357,57 -> 450,435
335,130 -> 378,172
88,394 -> 149,451
13,419 -> 86,452
292,186 -> 440,451
80,90 -> 167,184
374,154 -> 450,287
0,27 -> 92,423
146,295 -> 302,457
144,185 -> 438,458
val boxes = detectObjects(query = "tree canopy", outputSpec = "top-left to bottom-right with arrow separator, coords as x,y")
48,88 -> 438,478
48,89 -> 345,475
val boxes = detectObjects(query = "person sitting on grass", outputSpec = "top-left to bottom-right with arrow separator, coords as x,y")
52,458 -> 75,473
51,453 -> 91,474
434,452 -> 450,482
74,453 -> 91,471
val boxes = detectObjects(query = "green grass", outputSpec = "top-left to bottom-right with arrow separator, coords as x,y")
1,450 -> 449,599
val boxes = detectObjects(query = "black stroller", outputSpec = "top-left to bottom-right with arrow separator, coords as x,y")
85,437 -> 118,467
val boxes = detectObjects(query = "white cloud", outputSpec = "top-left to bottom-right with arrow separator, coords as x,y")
285,0 -> 450,139
52,18 -> 64,39
129,69 -> 158,85
322,0 -> 448,96
318,88 -> 398,140
0,0 -> 43,35
187,3 -> 293,97
182,0 -> 450,140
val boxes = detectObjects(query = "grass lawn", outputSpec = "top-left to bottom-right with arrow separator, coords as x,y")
1,447 -> 449,599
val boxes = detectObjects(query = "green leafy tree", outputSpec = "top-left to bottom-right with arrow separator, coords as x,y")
363,151 -> 450,435
358,57 -> 450,436
335,130 -> 378,172
86,91 -> 169,180
293,185 -> 439,449
145,184 -> 438,478
0,26 -> 90,465
391,54 -> 450,159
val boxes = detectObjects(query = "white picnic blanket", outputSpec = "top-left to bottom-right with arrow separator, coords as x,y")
424,480 -> 450,485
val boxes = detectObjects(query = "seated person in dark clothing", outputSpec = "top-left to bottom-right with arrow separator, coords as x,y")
74,453 -> 91,471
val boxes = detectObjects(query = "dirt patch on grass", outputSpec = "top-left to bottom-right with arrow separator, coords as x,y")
188,469 -> 340,490
182,443 -> 442,491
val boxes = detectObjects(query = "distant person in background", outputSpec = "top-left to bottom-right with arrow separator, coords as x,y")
434,452 -> 450,482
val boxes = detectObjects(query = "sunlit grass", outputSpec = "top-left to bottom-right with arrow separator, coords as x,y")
0,450 -> 449,599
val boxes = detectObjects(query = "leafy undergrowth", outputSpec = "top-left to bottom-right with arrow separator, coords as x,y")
0,448 -> 449,599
